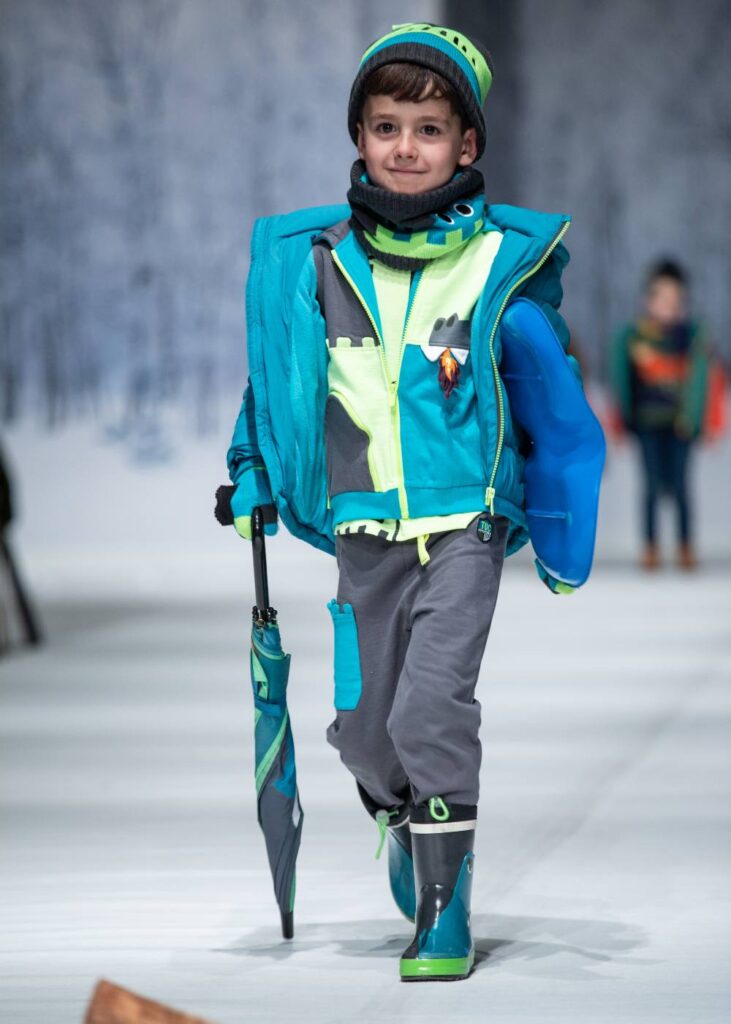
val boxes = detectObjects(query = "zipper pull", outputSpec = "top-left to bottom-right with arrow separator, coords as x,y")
389,381 -> 398,407
485,486 -> 496,516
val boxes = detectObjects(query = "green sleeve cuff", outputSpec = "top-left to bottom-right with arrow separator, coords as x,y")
534,558 -> 577,595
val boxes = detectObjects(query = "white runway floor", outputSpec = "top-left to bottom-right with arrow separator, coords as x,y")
1,543 -> 730,1023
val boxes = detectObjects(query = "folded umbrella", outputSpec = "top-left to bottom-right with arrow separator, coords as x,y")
215,489 -> 304,939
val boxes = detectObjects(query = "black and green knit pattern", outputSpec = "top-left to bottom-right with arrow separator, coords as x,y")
347,159 -> 486,270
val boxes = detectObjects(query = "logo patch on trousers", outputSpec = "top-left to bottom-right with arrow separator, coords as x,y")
476,516 -> 493,543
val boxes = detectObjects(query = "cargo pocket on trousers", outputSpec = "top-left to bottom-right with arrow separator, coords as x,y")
326,598 -> 363,711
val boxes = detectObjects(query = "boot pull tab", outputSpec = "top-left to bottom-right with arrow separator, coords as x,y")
428,796 -> 451,822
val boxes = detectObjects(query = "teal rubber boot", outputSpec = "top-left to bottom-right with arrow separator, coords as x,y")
399,796 -> 477,982
356,781 -> 415,922
381,811 -> 415,923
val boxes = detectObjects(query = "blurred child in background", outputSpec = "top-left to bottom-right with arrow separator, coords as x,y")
610,259 -> 710,570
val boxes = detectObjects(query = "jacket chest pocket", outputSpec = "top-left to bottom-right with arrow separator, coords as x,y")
419,313 -> 473,367
325,392 -> 378,497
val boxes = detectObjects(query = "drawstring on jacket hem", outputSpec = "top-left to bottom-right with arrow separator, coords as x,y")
416,534 -> 430,566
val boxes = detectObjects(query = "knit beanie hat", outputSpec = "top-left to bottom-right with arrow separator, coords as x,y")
347,22 -> 494,159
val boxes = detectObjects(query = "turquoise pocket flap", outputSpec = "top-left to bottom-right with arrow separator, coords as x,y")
326,598 -> 363,710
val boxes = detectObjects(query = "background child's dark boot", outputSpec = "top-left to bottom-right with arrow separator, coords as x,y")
356,781 -> 415,922
640,543 -> 660,570
677,542 -> 698,570
400,796 -> 477,982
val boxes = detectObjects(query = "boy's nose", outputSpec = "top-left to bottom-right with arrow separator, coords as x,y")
394,131 -> 418,159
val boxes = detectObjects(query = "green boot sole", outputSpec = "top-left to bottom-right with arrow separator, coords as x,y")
400,947 -> 475,981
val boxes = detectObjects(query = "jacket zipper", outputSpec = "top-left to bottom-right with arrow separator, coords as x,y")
330,250 -> 411,517
386,271 -> 422,517
484,219 -> 571,515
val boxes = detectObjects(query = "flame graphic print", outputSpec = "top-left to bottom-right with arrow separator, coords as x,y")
438,347 -> 460,398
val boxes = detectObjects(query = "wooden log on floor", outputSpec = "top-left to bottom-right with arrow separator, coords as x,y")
84,980 -> 217,1024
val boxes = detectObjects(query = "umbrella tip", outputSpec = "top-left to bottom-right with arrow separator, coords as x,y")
280,911 -> 294,940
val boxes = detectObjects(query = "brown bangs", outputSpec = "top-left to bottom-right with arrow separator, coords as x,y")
363,63 -> 467,130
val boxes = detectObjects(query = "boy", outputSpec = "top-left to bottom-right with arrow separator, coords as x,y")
227,23 -> 577,981
610,259 -> 709,570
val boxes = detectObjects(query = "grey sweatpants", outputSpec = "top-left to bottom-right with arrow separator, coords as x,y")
325,513 -> 509,808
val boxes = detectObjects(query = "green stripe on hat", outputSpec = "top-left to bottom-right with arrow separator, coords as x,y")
360,23 -> 492,104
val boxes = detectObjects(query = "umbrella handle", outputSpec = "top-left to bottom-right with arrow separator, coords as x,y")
251,506 -> 277,623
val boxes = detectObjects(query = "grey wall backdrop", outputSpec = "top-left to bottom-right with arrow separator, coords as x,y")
1,0 -> 729,437
449,0 -> 731,377
511,0 -> 730,377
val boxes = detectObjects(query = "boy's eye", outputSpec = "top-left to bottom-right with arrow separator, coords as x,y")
373,122 -> 441,136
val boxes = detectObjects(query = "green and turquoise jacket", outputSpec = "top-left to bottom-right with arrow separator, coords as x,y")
227,201 -> 574,558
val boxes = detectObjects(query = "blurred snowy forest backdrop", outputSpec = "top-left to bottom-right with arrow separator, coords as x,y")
2,0 -> 423,462
2,0 -> 729,459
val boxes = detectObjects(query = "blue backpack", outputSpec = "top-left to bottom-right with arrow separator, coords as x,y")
500,298 -> 606,586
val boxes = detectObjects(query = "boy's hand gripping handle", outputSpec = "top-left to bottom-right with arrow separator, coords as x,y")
214,485 -> 278,624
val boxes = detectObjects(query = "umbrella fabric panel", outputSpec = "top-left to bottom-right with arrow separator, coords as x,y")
248,616 -> 304,924
259,760 -> 303,913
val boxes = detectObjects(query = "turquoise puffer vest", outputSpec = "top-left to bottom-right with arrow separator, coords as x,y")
228,202 -> 573,558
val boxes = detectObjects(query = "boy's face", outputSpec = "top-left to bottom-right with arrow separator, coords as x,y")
644,276 -> 687,327
356,93 -> 477,195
